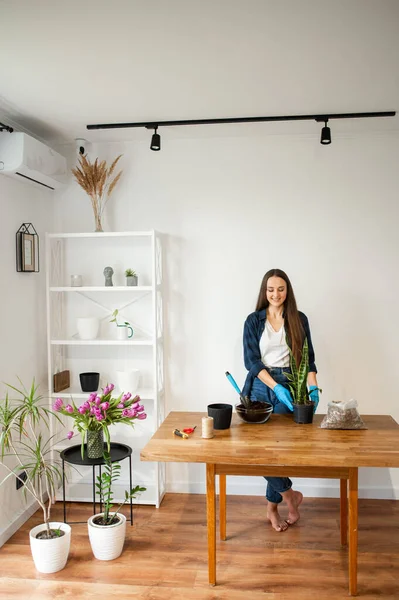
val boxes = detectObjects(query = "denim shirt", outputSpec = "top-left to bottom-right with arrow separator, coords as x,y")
242,309 -> 317,397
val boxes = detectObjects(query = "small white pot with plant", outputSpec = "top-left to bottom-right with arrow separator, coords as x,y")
0,380 -> 71,573
110,309 -> 133,339
88,451 -> 145,560
125,269 -> 138,286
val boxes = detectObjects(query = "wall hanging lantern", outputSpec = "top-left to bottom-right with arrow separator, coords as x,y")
16,223 -> 39,272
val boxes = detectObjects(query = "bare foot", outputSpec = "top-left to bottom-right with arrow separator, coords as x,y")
285,490 -> 303,526
266,504 -> 289,532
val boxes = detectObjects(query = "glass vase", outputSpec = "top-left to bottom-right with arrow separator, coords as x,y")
87,429 -> 104,459
94,212 -> 103,233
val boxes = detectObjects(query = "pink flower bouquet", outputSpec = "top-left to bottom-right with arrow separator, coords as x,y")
53,383 -> 147,456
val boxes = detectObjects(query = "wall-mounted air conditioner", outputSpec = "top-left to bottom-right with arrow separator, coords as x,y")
0,132 -> 67,190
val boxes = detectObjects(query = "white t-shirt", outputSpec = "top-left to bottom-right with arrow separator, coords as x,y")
259,320 -> 290,367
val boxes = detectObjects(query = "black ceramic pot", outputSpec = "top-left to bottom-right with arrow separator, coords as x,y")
293,402 -> 314,424
207,403 -> 233,430
79,372 -> 100,393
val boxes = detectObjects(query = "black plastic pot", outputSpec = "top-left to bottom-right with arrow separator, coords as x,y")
293,402 -> 314,424
207,403 -> 233,430
79,372 -> 100,393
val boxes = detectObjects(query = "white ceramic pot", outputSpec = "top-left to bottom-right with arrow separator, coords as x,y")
116,369 -> 140,395
77,317 -> 100,340
29,522 -> 71,573
88,513 -> 126,561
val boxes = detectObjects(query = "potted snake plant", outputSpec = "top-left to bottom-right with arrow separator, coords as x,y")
285,338 -> 321,424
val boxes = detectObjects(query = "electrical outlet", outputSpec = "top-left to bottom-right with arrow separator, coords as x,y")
16,470 -> 27,490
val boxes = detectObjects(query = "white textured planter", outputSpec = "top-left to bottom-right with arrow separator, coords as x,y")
29,522 -> 71,573
88,513 -> 126,561
76,317 -> 99,340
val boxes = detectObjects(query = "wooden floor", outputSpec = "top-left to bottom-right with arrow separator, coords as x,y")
1,494 -> 399,599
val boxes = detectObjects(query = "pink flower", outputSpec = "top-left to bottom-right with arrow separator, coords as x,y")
103,385 -> 110,395
108,383 -> 115,392
95,413 -> 104,421
90,406 -> 97,415
129,409 -> 138,417
83,401 -> 91,410
94,396 -> 102,406
67,431 -> 74,440
53,398 -> 64,411
117,403 -> 124,408
65,404 -> 74,414
78,406 -> 87,414
136,405 -> 145,413
122,409 -> 130,417
101,402 -> 109,411
131,402 -> 140,410
138,412 -> 147,420
88,392 -> 97,401
122,392 -> 131,402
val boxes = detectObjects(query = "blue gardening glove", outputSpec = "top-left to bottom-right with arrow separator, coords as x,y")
273,384 -> 294,412
309,385 -> 319,412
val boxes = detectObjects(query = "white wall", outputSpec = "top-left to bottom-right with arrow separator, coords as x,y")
0,175 -> 54,545
54,129 -> 399,499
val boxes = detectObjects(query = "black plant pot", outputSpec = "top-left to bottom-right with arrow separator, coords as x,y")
293,402 -> 314,424
207,403 -> 233,430
79,372 -> 100,393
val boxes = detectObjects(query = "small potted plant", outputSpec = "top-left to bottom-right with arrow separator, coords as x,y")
0,380 -> 71,573
110,309 -> 133,339
125,269 -> 138,286
88,451 -> 146,560
285,338 -> 322,424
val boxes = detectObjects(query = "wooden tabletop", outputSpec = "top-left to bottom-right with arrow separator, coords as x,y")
140,411 -> 399,468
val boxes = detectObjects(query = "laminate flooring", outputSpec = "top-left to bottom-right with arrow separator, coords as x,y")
1,494 -> 398,599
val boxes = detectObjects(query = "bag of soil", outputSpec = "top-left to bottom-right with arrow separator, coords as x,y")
320,399 -> 367,430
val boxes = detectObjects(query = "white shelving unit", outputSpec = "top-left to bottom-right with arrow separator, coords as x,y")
45,230 -> 165,507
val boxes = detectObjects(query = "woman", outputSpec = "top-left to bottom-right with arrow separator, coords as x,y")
242,268 -> 319,532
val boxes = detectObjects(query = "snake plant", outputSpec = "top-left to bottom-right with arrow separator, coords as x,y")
285,338 -> 311,405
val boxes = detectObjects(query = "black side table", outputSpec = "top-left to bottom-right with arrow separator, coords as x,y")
60,442 -> 133,525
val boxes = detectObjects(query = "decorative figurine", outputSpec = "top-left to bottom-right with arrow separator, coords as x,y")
103,266 -> 114,287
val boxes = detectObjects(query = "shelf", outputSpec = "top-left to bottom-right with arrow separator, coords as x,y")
50,286 -> 153,292
51,387 -> 156,400
50,338 -> 154,346
47,231 -> 154,239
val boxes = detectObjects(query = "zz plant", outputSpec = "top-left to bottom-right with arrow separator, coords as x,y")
95,451 -> 146,525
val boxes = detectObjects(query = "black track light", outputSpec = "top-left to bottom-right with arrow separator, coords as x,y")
320,120 -> 331,145
150,126 -> 161,151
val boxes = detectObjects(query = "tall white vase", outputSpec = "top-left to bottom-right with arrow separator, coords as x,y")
116,369 -> 140,395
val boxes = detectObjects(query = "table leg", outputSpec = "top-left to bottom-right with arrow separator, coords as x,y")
348,467 -> 358,596
129,454 -> 133,526
62,459 -> 66,523
206,463 -> 216,586
92,465 -> 96,516
340,478 -> 348,546
219,474 -> 226,541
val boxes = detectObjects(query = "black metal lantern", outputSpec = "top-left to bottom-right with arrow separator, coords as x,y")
16,223 -> 39,272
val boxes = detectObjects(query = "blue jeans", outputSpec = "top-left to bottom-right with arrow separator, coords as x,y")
250,367 -> 292,504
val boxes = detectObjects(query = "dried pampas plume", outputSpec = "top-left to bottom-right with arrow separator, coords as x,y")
72,154 -> 123,231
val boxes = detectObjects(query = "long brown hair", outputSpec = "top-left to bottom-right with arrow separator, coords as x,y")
255,268 -> 304,366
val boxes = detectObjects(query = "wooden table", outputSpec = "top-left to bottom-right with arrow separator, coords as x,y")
140,411 -> 399,596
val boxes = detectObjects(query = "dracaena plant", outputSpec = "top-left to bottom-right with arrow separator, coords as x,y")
285,338 -> 321,405
96,451 -> 146,525
0,380 -> 66,538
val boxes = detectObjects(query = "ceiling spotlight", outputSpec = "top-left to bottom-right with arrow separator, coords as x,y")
150,126 -> 161,151
320,119 -> 331,145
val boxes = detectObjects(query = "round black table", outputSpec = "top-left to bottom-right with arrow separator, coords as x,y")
60,442 -> 133,525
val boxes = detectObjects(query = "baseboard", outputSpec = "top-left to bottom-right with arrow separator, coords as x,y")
0,497 -> 39,548
166,478 -> 399,500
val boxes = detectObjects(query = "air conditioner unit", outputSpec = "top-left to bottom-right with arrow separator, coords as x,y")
0,132 -> 67,190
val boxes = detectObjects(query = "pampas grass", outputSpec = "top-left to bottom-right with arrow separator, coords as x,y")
72,154 -> 123,231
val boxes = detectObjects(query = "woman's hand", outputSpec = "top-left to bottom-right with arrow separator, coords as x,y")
309,385 -> 320,412
273,384 -> 294,411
